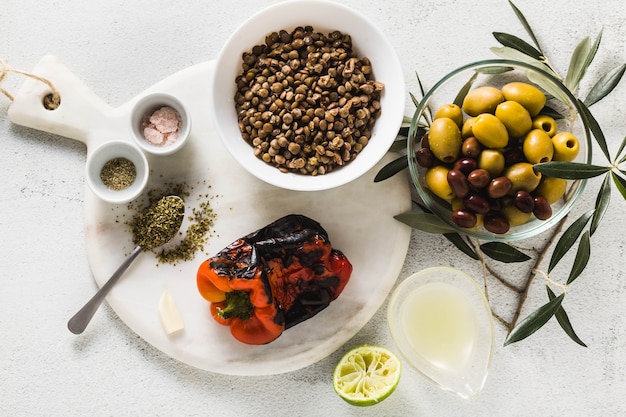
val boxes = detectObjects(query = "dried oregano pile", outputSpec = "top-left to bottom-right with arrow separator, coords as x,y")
126,179 -> 218,265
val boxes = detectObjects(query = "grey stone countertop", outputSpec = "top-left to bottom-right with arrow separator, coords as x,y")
1,1 -> 625,416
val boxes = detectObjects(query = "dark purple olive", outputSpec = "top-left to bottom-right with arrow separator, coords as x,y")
421,132 -> 430,149
504,147 -> 525,166
484,214 -> 510,234
453,157 -> 478,175
514,190 -> 535,213
533,195 -> 552,220
447,169 -> 470,198
489,197 -> 503,212
415,147 -> 435,168
463,193 -> 490,214
488,177 -> 512,199
452,209 -> 477,228
467,168 -> 491,189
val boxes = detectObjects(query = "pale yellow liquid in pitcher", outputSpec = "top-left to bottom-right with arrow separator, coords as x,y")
401,282 -> 477,372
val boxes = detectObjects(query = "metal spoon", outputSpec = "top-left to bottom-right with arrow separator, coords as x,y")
68,195 -> 185,334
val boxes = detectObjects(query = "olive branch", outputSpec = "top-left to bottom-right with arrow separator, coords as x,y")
377,0 -> 625,347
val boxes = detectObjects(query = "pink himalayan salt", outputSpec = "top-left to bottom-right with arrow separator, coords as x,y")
141,106 -> 181,146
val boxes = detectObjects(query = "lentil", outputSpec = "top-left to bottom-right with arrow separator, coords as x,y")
100,157 -> 136,190
234,26 -> 384,176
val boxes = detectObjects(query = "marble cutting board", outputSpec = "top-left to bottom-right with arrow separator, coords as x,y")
8,55 -> 412,375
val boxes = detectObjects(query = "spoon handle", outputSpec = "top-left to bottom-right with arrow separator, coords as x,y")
68,246 -> 144,334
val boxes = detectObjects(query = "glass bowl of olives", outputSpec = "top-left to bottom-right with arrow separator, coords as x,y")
407,59 -> 591,241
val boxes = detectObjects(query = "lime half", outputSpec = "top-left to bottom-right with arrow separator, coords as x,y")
333,345 -> 401,406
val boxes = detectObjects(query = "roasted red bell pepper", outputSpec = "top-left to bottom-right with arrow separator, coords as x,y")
197,214 -> 352,345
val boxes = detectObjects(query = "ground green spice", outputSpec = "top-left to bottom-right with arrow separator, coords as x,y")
131,196 -> 185,250
156,198 -> 217,264
100,157 -> 136,190
126,180 -> 218,265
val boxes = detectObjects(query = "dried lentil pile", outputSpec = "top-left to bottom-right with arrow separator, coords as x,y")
235,26 -> 384,175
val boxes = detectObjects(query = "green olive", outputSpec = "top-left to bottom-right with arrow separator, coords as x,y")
535,176 -> 567,204
451,197 -> 464,211
551,132 -> 580,161
472,113 -> 509,149
495,100 -> 532,138
501,198 -> 532,226
501,82 -> 546,117
425,165 -> 454,200
478,149 -> 505,177
461,117 -> 476,138
462,86 -> 504,116
434,103 -> 463,128
428,117 -> 462,163
523,129 -> 554,164
532,115 -> 557,137
504,162 -> 542,194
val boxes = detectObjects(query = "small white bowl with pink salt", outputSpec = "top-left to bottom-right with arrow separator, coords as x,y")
130,92 -> 191,156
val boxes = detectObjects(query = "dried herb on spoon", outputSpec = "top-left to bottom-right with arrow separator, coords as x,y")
131,195 -> 185,250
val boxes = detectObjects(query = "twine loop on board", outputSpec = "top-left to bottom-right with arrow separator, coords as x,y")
1,59 -> 61,110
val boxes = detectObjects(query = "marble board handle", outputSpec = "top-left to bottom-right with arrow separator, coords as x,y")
7,55 -> 128,151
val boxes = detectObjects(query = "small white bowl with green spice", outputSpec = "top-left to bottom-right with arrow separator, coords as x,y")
85,140 -> 149,204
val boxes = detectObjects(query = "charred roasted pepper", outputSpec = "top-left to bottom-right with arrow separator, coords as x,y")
197,214 -> 352,345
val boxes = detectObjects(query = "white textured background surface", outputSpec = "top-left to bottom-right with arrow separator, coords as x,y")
1,1 -> 625,416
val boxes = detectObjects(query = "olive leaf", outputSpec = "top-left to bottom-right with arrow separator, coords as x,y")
374,156 -> 408,182
590,174 -> 611,235
453,72 -> 477,108
548,209 -> 595,273
443,233 -> 479,260
565,30 -> 602,93
393,212 -> 457,234
567,230 -> 590,285
416,71 -> 427,97
578,99 -> 611,161
547,286 -> 587,347
538,105 -> 564,120
490,46 -> 552,74
582,29 -> 603,82
415,72 -> 433,125
507,0 -> 543,53
493,32 -> 542,60
565,36 -> 590,91
534,161 -> 610,179
389,137 -> 407,153
409,91 -> 420,108
611,171 -> 626,200
526,69 -> 571,105
480,242 -> 531,263
504,291 -> 565,346
584,63 -> 626,107
476,66 -> 514,75
615,135 -> 626,164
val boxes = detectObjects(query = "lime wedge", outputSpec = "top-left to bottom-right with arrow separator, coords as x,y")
333,345 -> 401,406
